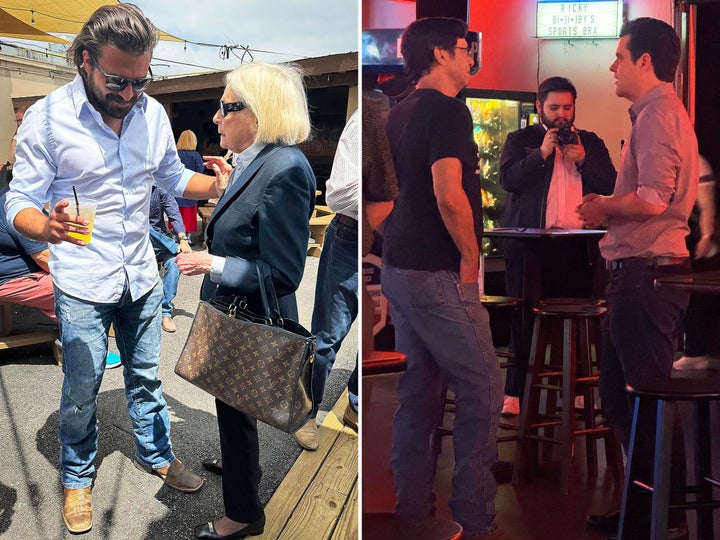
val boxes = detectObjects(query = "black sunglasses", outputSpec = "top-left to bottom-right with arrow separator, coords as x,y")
92,57 -> 152,92
219,100 -> 247,117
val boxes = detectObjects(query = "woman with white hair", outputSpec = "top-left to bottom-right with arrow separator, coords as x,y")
176,62 -> 316,540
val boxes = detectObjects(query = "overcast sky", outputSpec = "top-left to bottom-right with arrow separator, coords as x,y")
131,0 -> 359,77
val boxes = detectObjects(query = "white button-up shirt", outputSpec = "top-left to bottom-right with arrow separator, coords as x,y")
6,75 -> 195,302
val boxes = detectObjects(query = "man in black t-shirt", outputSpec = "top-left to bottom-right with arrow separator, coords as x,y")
381,17 -> 508,540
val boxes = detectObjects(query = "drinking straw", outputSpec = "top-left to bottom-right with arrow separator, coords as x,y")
72,185 -> 80,215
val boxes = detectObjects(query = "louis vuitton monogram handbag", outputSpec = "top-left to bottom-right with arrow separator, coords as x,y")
175,267 -> 315,433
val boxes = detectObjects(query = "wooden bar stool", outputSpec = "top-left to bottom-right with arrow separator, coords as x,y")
512,301 -> 622,494
481,294 -> 523,369
618,371 -> 720,540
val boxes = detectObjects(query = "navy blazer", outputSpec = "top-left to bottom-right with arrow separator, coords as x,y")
200,144 -> 316,320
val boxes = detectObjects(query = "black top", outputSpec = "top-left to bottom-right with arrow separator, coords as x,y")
384,89 -> 482,271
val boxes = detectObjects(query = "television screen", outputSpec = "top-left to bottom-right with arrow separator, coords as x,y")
362,29 -> 404,74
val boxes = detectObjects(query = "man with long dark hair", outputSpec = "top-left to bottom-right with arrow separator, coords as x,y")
5,4 -> 223,533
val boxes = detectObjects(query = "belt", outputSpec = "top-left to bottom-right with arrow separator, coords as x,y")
336,214 -> 358,229
605,256 -> 690,271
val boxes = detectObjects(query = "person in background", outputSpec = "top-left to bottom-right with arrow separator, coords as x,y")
578,17 -> 697,539
175,129 -> 204,244
0,188 -> 121,368
176,61 -> 315,540
3,105 -> 27,186
361,72 -> 399,354
499,76 -> 616,416
149,185 -> 191,333
6,105 -> 27,169
673,154 -> 720,370
294,109 -> 359,452
5,4 -> 224,533
381,17 -> 510,540
0,187 -> 56,321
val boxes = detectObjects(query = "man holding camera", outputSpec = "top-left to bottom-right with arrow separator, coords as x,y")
498,76 -> 616,416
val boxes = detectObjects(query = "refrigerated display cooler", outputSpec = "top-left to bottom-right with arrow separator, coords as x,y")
461,89 -> 537,256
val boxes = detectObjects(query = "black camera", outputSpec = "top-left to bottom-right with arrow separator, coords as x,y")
556,123 -> 578,146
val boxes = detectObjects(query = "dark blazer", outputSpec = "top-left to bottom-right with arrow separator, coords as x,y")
499,123 -> 616,260
200,143 -> 316,318
198,142 -> 316,524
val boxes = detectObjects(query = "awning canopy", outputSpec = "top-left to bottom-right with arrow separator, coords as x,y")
0,8 -> 69,44
0,1 -> 181,43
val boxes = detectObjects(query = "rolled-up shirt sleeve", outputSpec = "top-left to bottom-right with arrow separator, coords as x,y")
633,110 -> 680,209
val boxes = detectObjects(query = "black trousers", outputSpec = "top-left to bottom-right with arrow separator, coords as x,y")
216,399 -> 264,523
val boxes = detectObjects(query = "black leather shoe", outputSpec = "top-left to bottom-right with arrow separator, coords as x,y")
586,506 -> 620,532
202,458 -> 223,475
194,515 -> 265,539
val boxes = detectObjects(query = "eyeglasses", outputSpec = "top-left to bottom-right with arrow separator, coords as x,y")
219,100 -> 247,117
92,57 -> 152,92
454,46 -> 473,57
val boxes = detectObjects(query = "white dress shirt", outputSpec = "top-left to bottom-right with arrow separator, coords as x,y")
6,75 -> 195,302
545,145 -> 583,229
325,110 -> 358,220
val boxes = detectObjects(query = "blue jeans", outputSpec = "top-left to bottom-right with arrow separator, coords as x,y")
310,216 -> 358,415
381,265 -> 502,536
599,262 -> 690,526
55,281 -> 174,488
150,230 -> 180,318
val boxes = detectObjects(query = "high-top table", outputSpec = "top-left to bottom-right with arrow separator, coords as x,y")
483,227 -> 606,360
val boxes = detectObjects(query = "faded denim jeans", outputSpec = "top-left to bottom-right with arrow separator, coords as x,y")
55,281 -> 174,488
382,265 -> 502,536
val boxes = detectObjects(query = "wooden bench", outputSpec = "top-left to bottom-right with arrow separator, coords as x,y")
308,205 -> 335,257
257,393 -> 357,539
0,303 -> 61,365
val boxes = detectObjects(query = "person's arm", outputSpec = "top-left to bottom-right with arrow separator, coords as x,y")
432,157 -> 479,283
7,137 -> 17,167
695,178 -> 718,258
366,200 -> 394,230
182,156 -> 233,200
499,128 -> 551,193
577,191 -> 665,228
575,131 -> 617,196
159,189 -> 191,251
28,248 -> 50,273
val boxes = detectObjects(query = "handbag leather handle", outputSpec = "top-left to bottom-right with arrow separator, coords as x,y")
228,264 -> 282,325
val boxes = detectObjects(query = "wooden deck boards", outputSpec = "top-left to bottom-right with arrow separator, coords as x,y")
259,392 -> 358,539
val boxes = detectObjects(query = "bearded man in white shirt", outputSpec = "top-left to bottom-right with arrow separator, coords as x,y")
4,4 -> 225,534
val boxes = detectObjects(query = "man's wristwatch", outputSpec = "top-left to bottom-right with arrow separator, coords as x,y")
177,233 -> 187,241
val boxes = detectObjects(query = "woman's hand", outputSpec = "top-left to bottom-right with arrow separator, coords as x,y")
176,251 -> 213,276
203,155 -> 233,197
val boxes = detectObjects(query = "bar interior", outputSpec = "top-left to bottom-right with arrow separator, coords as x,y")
361,0 -> 720,538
